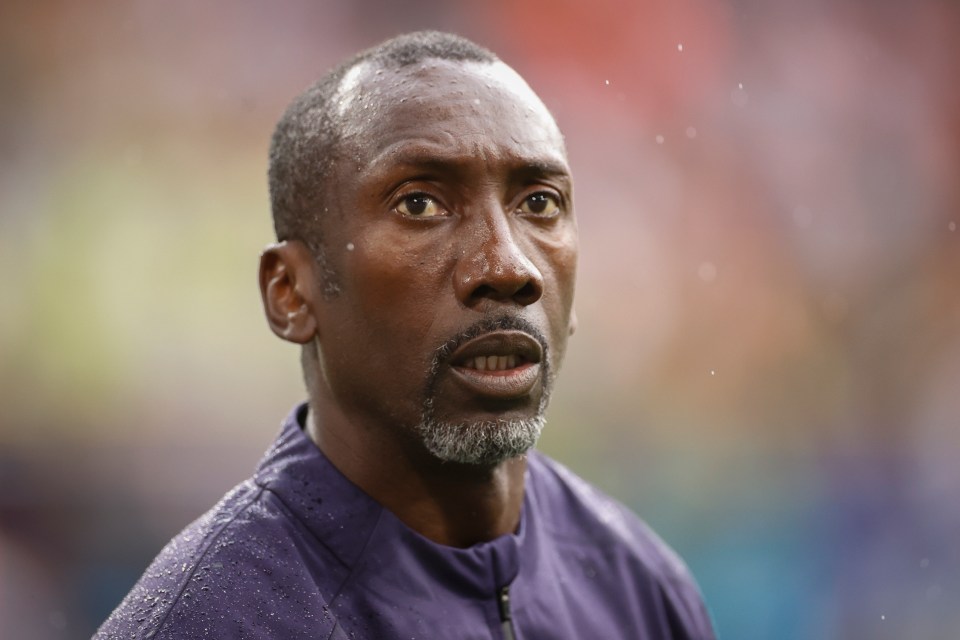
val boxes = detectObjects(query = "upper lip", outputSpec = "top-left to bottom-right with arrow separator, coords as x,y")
449,330 -> 543,367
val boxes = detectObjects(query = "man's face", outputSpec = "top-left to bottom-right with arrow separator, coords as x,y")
310,59 -> 577,465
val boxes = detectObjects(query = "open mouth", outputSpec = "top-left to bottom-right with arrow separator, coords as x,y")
458,354 -> 530,373
448,330 -> 544,398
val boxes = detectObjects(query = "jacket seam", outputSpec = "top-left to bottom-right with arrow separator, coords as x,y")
146,484 -> 267,639
254,483 -> 353,572
328,508 -> 387,604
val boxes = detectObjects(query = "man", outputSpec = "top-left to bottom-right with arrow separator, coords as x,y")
96,31 -> 715,639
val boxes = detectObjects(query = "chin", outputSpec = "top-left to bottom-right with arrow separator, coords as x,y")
414,414 -> 546,466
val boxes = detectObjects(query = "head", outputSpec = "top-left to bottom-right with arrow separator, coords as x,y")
259,31 -> 578,467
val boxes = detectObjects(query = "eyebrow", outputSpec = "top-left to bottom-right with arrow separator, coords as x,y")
369,147 -> 572,184
514,160 -> 571,180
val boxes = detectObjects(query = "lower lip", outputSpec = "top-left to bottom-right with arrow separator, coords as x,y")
449,362 -> 542,399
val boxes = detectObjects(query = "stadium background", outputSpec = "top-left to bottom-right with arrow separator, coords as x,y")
2,1 -> 958,637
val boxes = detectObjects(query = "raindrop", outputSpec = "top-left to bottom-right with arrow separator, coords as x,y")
731,83 -> 748,107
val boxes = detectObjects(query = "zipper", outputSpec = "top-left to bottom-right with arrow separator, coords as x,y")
498,585 -> 516,640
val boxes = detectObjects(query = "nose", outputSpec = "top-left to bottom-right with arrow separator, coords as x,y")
453,214 -> 544,308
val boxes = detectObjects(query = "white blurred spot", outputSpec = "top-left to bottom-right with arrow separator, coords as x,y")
677,43 -> 683,52
604,79 -> 610,85
881,615 -> 886,621
949,221 -> 956,232
685,126 -> 697,139
920,557 -> 930,568
731,84 -> 748,107
698,261 -> 717,283
710,370 -> 716,376
655,134 -> 665,145
346,242 -> 355,251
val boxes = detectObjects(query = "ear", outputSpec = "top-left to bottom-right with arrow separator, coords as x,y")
259,241 -> 319,344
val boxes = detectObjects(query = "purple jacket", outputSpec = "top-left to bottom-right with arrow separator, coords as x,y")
95,404 -> 715,639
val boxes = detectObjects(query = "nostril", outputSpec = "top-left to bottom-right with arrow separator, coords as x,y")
514,281 -> 540,305
467,280 -> 540,306
471,284 -> 498,301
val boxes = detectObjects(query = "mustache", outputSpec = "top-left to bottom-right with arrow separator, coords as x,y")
429,315 -> 550,376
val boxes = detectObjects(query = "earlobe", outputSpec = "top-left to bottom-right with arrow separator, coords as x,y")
259,241 -> 319,344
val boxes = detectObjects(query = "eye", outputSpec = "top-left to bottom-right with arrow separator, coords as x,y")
519,192 -> 561,217
396,193 -> 446,217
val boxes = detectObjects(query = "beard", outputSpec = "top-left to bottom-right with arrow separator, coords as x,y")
414,316 -> 552,466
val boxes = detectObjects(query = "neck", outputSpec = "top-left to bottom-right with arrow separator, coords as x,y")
306,405 -> 527,548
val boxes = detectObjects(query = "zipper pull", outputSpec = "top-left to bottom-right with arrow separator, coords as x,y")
498,585 -> 517,640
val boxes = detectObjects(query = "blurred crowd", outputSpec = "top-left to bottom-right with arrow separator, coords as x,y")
1,0 -> 958,638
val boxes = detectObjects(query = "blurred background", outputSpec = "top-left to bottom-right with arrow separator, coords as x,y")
1,0 -> 958,638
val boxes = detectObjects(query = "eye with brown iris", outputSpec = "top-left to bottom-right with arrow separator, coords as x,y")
397,194 -> 444,217
520,193 -> 560,217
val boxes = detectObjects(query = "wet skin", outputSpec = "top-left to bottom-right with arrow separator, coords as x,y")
259,59 -> 578,546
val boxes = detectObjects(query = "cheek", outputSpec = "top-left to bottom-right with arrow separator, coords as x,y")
538,230 -> 579,308
343,236 -> 454,345
535,233 -> 578,358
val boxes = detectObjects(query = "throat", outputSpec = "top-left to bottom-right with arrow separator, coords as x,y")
386,456 -> 529,547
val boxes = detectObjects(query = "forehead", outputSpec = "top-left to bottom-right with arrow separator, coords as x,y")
334,59 -> 568,173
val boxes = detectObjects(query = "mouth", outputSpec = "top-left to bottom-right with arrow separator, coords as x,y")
447,330 -> 544,399
458,353 -> 530,373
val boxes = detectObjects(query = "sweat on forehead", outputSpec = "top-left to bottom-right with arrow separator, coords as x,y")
331,60 -> 562,153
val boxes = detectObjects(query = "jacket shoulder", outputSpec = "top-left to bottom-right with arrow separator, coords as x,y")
528,452 -> 716,639
93,480 -> 341,640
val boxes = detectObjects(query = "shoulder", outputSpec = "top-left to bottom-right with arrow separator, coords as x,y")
527,452 -> 683,571
527,451 -> 716,638
93,480 -> 340,640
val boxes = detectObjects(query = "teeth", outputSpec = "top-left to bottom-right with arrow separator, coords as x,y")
467,355 -> 520,371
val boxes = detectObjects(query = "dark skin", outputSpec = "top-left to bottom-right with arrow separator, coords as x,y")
259,59 -> 578,547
